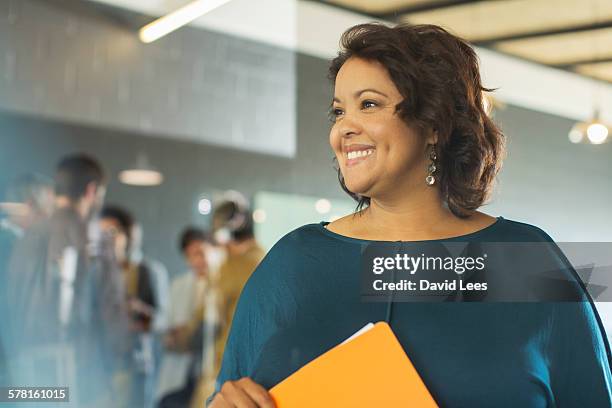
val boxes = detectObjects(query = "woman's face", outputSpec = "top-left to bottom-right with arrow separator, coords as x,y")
330,57 -> 432,200
99,217 -> 128,263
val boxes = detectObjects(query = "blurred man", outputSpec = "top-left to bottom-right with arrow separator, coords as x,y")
99,205 -> 166,408
0,173 -> 54,385
211,191 -> 265,368
157,227 -> 216,408
8,155 -> 105,341
6,153 -> 107,405
1,173 -> 54,312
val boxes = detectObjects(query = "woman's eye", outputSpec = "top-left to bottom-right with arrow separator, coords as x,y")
362,100 -> 377,109
329,107 -> 344,122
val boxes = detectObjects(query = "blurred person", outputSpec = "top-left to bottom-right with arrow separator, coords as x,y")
131,222 -> 170,408
192,191 -> 265,407
1,173 -> 54,311
7,155 -> 105,342
156,227 -> 216,408
6,153 -> 108,405
211,192 -> 265,366
100,205 -> 165,408
0,173 -> 54,384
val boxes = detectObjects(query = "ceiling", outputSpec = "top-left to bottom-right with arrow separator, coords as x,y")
320,0 -> 612,84
80,0 -> 612,122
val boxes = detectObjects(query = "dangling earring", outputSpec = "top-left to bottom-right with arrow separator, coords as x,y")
425,144 -> 437,186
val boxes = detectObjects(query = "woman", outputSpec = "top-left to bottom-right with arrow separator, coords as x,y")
208,23 -> 612,407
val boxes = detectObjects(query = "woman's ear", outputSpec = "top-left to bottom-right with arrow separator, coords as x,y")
427,128 -> 439,145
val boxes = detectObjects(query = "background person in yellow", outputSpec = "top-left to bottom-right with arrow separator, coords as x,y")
190,191 -> 265,408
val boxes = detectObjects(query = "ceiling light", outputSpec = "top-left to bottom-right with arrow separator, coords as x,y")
119,153 -> 164,186
315,198 -> 331,214
568,124 -> 585,144
139,0 -> 233,43
198,198 -> 212,215
586,123 -> 609,144
253,209 -> 267,223
568,109 -> 610,145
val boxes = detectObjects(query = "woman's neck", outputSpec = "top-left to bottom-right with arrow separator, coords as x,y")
349,180 -> 475,240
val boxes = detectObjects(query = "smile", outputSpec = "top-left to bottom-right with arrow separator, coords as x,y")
347,149 -> 374,160
346,149 -> 375,167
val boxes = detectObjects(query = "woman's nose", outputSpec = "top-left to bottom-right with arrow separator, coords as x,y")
338,113 -> 362,138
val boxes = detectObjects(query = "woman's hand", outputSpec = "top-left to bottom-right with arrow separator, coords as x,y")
209,378 -> 276,408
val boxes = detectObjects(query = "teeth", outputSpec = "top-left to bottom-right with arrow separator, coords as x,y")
347,149 -> 374,160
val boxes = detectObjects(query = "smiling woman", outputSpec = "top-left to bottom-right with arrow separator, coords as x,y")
328,24 -> 505,222
207,23 -> 612,408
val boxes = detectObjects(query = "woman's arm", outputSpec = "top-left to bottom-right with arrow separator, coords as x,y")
549,301 -> 612,406
543,238 -> 612,405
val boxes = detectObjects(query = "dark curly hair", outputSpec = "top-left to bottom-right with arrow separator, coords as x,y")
178,226 -> 211,252
328,23 -> 506,218
55,153 -> 105,200
101,205 -> 134,241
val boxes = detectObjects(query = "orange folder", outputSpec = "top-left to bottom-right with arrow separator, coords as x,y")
269,321 -> 439,407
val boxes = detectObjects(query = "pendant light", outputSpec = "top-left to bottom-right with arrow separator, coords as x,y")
569,109 -> 610,145
119,153 -> 164,186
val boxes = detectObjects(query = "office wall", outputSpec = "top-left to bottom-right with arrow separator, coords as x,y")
0,0 -> 296,157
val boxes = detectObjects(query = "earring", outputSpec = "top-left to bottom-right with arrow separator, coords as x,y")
425,144 -> 437,186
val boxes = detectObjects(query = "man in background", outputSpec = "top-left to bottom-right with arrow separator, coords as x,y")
8,155 -> 106,343
7,153 -> 108,406
191,191 -> 265,407
1,173 -> 54,311
0,173 -> 54,385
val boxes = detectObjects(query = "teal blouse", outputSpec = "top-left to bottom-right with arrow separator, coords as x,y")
210,217 -> 612,407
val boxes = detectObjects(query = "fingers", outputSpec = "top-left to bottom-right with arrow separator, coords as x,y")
221,380 -> 257,408
209,378 -> 276,408
208,392 -> 230,408
236,378 -> 275,408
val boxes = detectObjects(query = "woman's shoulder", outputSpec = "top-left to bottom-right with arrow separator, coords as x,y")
255,223 -> 334,270
492,216 -> 557,243
263,223 -> 323,254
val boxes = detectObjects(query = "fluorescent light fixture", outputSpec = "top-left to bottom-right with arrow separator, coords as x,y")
139,0 -> 233,43
119,169 -> 163,186
119,153 -> 164,186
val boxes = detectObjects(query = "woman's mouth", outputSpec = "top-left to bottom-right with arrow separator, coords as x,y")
346,148 -> 375,167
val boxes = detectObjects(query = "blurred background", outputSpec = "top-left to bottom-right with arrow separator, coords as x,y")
0,0 -> 611,407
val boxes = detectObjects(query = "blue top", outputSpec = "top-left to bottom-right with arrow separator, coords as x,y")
211,217 -> 612,407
